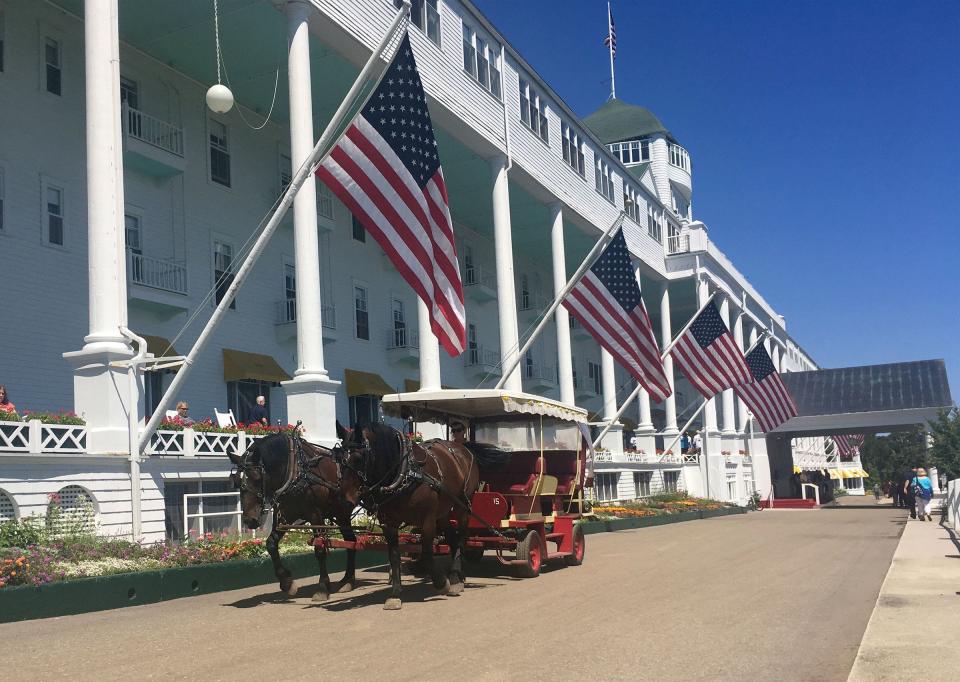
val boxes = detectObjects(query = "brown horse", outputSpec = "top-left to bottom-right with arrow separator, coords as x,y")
228,433 -> 357,602
337,422 -> 480,610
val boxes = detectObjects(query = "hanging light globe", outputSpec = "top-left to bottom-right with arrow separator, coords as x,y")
206,83 -> 234,114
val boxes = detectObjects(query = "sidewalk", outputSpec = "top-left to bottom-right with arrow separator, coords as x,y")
849,503 -> 960,681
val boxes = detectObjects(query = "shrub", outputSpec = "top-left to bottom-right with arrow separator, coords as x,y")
20,411 -> 85,426
0,410 -> 20,423
0,517 -> 47,549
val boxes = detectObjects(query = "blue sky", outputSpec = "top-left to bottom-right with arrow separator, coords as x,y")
473,0 -> 960,399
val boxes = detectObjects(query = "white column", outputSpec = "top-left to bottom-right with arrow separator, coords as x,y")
418,299 -> 441,391
490,155 -> 522,391
601,350 -> 617,420
698,278 -> 719,434
659,281 -> 678,436
734,304 -> 748,434
635,266 -> 654,436
747,324 -> 760,432
63,0 -> 134,454
719,296 -> 736,436
550,203 -> 575,405
281,1 -> 340,445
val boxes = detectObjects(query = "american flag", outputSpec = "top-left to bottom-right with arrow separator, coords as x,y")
562,230 -> 670,402
834,434 -> 864,458
604,4 -> 617,58
734,344 -> 799,433
671,300 -> 751,399
316,33 -> 466,356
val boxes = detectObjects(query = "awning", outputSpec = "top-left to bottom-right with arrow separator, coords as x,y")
404,378 -> 419,393
141,334 -> 177,358
222,349 -> 291,384
828,469 -> 842,479
793,466 -> 802,474
620,417 -> 638,431
344,369 -> 396,397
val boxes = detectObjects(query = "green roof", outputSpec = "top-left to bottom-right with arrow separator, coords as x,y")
627,162 -> 651,180
583,98 -> 669,144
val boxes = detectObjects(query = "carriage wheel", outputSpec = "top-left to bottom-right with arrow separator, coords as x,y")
564,524 -> 585,566
463,547 -> 485,563
515,530 -> 543,578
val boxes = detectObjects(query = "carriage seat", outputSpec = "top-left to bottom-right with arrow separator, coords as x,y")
548,452 -> 580,496
480,452 -> 542,496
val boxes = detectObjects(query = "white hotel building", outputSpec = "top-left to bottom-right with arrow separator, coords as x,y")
0,0 -> 835,542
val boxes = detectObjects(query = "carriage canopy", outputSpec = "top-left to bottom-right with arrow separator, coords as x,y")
380,389 -> 588,425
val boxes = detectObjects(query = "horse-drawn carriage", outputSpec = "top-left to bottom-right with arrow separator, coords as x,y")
230,389 -> 592,609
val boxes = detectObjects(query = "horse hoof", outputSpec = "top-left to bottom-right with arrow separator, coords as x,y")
383,597 -> 402,610
311,590 -> 329,602
336,581 -> 354,594
285,580 -> 299,597
448,580 -> 464,596
435,577 -> 450,596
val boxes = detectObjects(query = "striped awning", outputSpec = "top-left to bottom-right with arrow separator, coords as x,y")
828,469 -> 842,479
344,369 -> 396,397
222,349 -> 291,384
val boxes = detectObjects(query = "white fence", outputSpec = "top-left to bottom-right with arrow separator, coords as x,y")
124,104 -> 185,156
947,479 -> 959,531
0,420 -> 87,454
128,251 -> 189,294
148,429 -> 265,457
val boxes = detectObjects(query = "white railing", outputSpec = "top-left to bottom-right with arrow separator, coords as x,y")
148,429 -> 265,457
128,250 -> 188,295
801,483 -> 821,506
683,453 -> 700,464
465,346 -> 501,373
523,361 -> 555,384
0,420 -> 87,454
463,264 -> 497,290
386,327 -> 419,350
124,104 -> 184,156
518,292 -> 549,313
667,233 -> 690,255
276,298 -> 297,324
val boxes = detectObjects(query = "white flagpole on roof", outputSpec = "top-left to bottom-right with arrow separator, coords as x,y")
136,5 -> 412,454
493,212 -> 626,391
607,1 -> 616,100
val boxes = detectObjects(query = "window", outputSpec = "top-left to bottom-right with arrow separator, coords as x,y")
349,394 -> 381,428
227,379 -> 273,425
164,479 -> 236,541
727,475 -> 738,500
672,190 -> 690,220
518,79 -> 548,144
561,122 -> 585,177
595,473 -> 619,501
278,152 -> 292,197
120,76 -> 139,110
282,262 -> 296,322
213,240 -> 236,309
462,23 -> 501,99
669,143 -> 690,171
462,244 -> 475,284
209,120 -> 231,187
634,472 -> 651,498
44,37 -> 61,96
588,361 -> 601,395
647,203 -> 662,243
623,184 -> 641,222
397,0 -> 440,46
317,182 -> 334,221
519,274 -> 530,310
594,157 -> 614,202
354,285 -> 369,340
663,470 -> 679,493
609,139 -> 650,165
45,184 -> 64,245
391,298 -> 406,347
351,215 -> 366,243
124,214 -> 141,254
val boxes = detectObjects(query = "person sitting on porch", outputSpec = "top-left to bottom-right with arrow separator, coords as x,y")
175,401 -> 195,426
248,395 -> 269,427
0,385 -> 16,416
680,431 -> 691,454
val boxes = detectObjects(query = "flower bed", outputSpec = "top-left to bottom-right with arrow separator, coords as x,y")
158,416 -> 298,435
590,492 -> 734,520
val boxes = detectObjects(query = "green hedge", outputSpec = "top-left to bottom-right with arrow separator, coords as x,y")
0,550 -> 382,624
581,506 -> 746,535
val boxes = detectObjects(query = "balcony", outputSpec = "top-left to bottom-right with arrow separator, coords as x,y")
122,104 -> 186,176
569,316 -> 593,342
127,250 -> 189,310
523,361 -> 556,391
666,232 -> 690,255
574,368 -> 599,401
386,327 -> 419,365
273,298 -> 338,343
465,346 -> 501,380
463,264 -> 497,302
518,292 -> 549,317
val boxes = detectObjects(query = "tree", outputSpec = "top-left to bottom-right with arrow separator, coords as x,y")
928,407 -> 960,480
859,428 -> 927,485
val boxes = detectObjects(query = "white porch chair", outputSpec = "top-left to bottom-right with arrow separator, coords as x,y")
165,410 -> 179,420
214,408 -> 237,428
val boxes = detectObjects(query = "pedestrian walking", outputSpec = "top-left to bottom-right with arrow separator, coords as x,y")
872,483 -> 881,501
901,467 -> 918,519
911,467 -> 935,521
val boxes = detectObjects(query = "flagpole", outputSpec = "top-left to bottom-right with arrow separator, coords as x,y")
591,290 -> 719,448
607,1 -> 616,99
494,212 -> 626,390
137,6 -> 411,454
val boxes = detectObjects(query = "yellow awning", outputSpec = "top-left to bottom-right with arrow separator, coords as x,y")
861,469 -> 870,478
793,466 -> 801,474
141,334 -> 177,358
344,369 -> 396,397
222,349 -> 291,384
404,378 -> 420,393
828,469 -> 841,479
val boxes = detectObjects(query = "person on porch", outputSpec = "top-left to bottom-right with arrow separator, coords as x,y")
0,385 -> 16,415
175,401 -> 195,427
248,395 -> 269,427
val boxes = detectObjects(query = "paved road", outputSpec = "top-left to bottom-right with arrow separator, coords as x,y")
1,507 -> 905,681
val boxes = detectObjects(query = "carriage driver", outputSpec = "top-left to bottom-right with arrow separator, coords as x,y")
450,420 -> 467,445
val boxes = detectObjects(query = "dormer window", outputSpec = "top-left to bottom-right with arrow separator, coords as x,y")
609,139 -> 650,165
